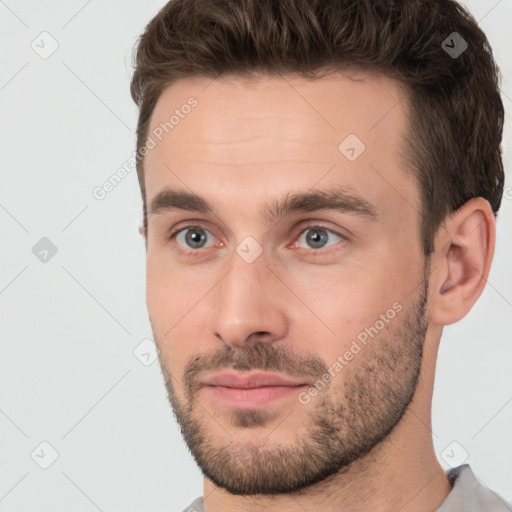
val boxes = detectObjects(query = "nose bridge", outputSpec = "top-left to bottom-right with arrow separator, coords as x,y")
209,248 -> 288,346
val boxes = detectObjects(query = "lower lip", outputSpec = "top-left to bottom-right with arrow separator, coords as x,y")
204,385 -> 306,408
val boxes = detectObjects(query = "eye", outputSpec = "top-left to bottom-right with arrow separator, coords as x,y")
172,225 -> 216,251
168,223 -> 345,256
295,225 -> 344,252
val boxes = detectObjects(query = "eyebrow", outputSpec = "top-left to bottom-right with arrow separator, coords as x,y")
149,185 -> 378,223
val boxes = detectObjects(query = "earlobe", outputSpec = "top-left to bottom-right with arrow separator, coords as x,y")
430,198 -> 495,326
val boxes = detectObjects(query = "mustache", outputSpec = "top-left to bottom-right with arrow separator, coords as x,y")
182,343 -> 328,397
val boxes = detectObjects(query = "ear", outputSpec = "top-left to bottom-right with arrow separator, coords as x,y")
429,197 -> 496,326
138,223 -> 147,248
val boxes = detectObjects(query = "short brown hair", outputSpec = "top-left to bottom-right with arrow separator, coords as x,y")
130,0 -> 505,256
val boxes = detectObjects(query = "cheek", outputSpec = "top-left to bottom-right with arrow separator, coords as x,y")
146,254 -> 219,379
146,259 -> 189,370
146,247 -> 194,320
291,258 -> 409,357
146,260 -> 174,329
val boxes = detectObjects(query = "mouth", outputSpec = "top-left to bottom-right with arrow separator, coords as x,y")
199,370 -> 310,409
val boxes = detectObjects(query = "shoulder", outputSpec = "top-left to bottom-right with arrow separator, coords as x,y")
437,464 -> 511,511
181,496 -> 204,512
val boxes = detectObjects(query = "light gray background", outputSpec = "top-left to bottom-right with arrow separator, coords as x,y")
1,1 -> 511,511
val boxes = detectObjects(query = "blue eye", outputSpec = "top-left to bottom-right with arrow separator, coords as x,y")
174,226 -> 214,250
296,226 -> 343,250
169,223 -> 345,256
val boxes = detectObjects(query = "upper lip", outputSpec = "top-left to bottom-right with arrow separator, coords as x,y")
200,370 -> 309,389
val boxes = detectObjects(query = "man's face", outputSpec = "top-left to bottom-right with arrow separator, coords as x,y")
144,71 -> 430,494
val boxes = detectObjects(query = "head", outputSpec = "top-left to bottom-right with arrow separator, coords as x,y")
130,0 -> 504,496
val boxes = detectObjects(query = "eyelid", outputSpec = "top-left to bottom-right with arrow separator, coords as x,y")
167,222 -> 219,250
165,220 -> 215,241
293,221 -> 347,241
290,222 -> 347,253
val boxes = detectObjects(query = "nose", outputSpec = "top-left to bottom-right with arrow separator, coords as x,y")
208,252 -> 289,348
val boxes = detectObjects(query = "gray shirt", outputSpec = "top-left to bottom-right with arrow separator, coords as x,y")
181,464 -> 511,511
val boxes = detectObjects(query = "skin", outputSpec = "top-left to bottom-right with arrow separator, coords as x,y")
141,70 -> 495,512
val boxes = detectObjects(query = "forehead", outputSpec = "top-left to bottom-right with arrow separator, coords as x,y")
144,70 -> 419,224
147,70 -> 408,151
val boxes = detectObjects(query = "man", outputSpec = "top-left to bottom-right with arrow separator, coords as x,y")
130,0 -> 510,510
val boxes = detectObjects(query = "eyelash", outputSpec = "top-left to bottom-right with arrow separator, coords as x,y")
167,222 -> 346,257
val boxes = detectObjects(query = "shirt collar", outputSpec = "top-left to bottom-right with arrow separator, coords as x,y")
436,464 -> 510,511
